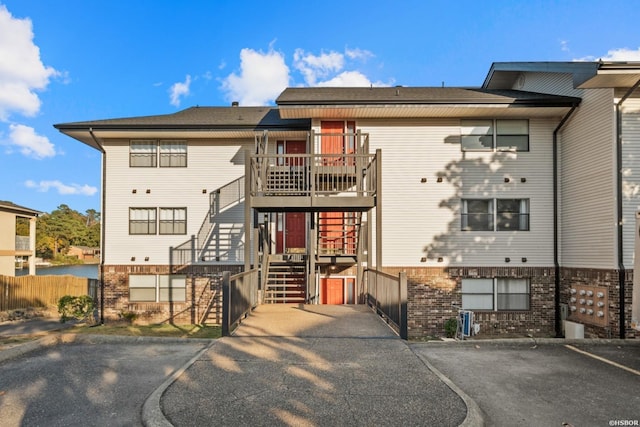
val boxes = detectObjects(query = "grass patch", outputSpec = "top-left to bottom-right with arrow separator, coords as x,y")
0,335 -> 42,349
71,323 -> 221,339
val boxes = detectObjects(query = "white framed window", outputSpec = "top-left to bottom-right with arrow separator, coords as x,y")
462,278 -> 530,311
159,207 -> 187,235
462,199 -> 529,231
130,140 -> 157,167
461,119 -> 529,152
129,208 -> 157,235
160,141 -> 187,167
129,275 -> 186,302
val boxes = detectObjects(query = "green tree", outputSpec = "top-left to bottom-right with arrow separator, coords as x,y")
35,205 -> 101,260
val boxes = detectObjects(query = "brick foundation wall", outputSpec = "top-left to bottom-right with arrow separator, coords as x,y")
383,266 -> 556,340
98,264 -> 243,324
560,267 -> 635,339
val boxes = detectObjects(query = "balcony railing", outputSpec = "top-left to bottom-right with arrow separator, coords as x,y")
250,153 -> 378,198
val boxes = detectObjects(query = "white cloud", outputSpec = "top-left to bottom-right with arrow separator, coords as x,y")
7,123 -> 55,158
293,49 -> 344,86
169,75 -> 191,107
345,48 -> 374,61
600,47 -> 640,61
0,5 -> 58,121
316,70 -> 376,87
221,48 -> 290,106
25,179 -> 97,196
576,47 -> 640,62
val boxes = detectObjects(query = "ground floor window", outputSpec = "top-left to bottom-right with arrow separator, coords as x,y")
462,277 -> 530,311
129,274 -> 186,302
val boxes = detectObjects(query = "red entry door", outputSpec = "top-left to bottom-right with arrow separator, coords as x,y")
322,278 -> 344,304
275,141 -> 307,253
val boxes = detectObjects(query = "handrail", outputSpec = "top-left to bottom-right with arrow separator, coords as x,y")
365,268 -> 408,339
197,176 -> 245,258
317,212 -> 360,256
250,153 -> 377,197
221,269 -> 260,336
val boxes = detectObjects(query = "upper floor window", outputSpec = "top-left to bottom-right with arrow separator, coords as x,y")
129,208 -> 156,235
130,140 -> 157,167
461,119 -> 529,152
130,140 -> 187,167
160,141 -> 187,167
462,198 -> 529,231
159,207 -> 187,235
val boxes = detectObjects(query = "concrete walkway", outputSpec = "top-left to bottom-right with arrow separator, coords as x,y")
155,305 -> 481,426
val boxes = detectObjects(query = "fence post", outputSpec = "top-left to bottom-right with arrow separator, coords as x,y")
221,271 -> 231,337
399,271 -> 408,340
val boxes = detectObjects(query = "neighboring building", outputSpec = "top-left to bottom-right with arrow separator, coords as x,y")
0,201 -> 39,276
68,245 -> 100,261
55,61 -> 640,339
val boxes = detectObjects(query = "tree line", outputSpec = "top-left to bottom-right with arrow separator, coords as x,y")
16,204 -> 100,261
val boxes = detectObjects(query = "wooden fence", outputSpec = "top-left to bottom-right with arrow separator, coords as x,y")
0,275 -> 98,311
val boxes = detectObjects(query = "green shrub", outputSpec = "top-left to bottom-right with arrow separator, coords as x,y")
444,317 -> 458,338
58,295 -> 95,323
118,310 -> 138,323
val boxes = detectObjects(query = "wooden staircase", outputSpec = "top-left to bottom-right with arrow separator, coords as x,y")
264,259 -> 306,303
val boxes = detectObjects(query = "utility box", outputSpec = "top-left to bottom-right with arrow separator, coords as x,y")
563,320 -> 584,339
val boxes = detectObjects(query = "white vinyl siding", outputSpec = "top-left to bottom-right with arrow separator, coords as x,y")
560,88 -> 616,268
621,95 -> 640,268
515,72 -> 583,98
357,118 -> 555,267
103,139 -> 252,265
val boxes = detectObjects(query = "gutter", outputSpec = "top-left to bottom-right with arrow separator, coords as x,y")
89,128 -> 106,324
553,106 -> 578,338
615,79 -> 640,339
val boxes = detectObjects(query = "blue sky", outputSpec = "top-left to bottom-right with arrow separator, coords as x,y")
1,0 -> 639,215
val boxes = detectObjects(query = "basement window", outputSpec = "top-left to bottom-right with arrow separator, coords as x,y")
129,275 -> 186,302
462,278 -> 530,311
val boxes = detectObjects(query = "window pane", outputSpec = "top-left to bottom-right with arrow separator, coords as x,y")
462,199 -> 493,231
496,120 -> 528,134
160,141 -> 187,167
463,294 -> 493,310
462,278 -> 494,293
497,135 -> 529,151
130,288 -> 156,302
461,120 -> 493,151
497,278 -> 530,310
497,199 -> 529,231
158,276 -> 186,302
130,208 -> 156,235
130,141 -> 157,167
129,275 -> 157,287
497,120 -> 528,151
497,294 -> 530,310
159,208 -> 187,235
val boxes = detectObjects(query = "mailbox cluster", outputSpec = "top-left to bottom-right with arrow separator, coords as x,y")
568,284 -> 608,327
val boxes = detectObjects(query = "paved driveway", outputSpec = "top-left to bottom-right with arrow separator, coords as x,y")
411,340 -> 640,427
0,335 -> 209,427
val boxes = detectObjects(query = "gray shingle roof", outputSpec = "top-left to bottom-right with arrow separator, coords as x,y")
0,201 -> 40,216
54,107 -> 310,130
276,87 -> 580,106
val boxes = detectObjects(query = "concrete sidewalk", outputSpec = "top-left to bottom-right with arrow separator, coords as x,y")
155,305 -> 481,426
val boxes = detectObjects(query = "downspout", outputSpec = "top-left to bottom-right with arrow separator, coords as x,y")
615,79 -> 640,339
553,105 -> 578,338
89,128 -> 106,324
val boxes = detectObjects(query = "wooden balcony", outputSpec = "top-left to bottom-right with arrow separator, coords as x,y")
248,151 -> 379,212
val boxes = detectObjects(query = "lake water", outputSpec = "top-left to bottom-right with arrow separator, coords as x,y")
15,264 -> 99,279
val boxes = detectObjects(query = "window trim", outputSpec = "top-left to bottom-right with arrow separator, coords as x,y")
462,278 -> 531,311
129,140 -> 188,168
461,119 -> 529,152
461,198 -> 530,232
129,274 -> 187,303
129,207 -> 157,235
159,207 -> 187,235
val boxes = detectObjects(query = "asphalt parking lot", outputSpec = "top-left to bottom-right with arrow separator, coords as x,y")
411,340 -> 640,427
0,335 -> 210,427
